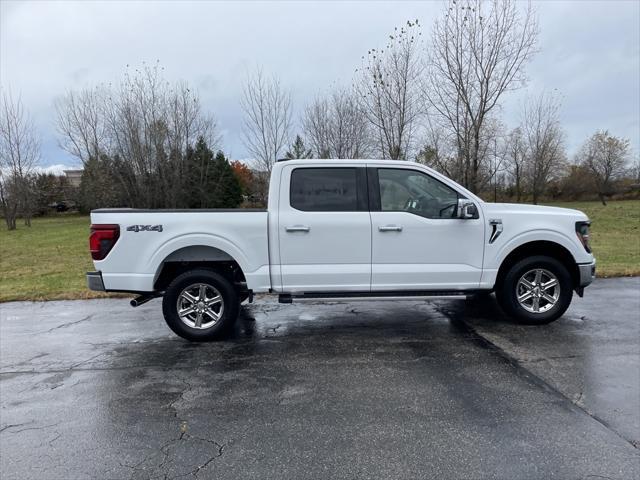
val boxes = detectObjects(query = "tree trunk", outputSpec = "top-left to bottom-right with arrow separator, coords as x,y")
5,215 -> 16,230
470,133 -> 480,194
598,192 -> 607,206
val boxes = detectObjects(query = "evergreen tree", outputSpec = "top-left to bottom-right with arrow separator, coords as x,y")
208,150 -> 243,208
184,137 -> 210,208
285,135 -> 313,159
184,138 -> 242,208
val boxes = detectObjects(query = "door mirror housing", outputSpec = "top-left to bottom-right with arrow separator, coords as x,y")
457,199 -> 478,219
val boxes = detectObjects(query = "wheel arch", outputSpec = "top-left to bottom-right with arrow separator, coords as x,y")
495,240 -> 580,290
152,244 -> 247,292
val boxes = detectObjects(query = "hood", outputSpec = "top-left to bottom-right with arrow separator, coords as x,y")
482,202 -> 589,220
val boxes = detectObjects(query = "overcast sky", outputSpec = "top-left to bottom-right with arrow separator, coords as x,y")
1,0 -> 638,169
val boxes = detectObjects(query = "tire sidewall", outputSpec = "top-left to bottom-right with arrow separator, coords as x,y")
162,269 -> 239,341
498,255 -> 573,325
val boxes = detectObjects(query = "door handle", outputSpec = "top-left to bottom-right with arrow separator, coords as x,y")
378,225 -> 403,232
285,225 -> 311,232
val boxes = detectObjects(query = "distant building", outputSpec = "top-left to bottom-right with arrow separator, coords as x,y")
63,169 -> 83,188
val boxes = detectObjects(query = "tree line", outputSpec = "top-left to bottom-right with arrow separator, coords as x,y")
1,0 -> 638,231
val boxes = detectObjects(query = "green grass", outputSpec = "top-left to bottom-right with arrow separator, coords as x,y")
0,200 -> 638,302
544,200 -> 640,277
0,214 -> 116,302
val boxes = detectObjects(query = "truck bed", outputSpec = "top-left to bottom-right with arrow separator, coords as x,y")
90,209 -> 270,293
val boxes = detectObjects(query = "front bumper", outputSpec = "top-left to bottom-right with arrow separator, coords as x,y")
87,271 -> 106,291
578,260 -> 596,288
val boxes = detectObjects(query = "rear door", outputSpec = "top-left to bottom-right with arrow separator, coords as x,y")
278,165 -> 371,292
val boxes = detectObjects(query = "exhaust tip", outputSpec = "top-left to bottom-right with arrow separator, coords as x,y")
130,293 -> 160,308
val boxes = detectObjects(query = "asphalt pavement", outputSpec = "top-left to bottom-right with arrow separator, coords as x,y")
1,278 -> 639,479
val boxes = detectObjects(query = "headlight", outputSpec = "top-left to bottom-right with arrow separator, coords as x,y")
575,221 -> 591,253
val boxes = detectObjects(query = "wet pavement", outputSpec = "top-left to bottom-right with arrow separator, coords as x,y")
1,278 -> 639,479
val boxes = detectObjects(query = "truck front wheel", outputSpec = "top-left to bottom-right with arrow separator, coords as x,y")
162,269 -> 239,341
496,255 -> 573,325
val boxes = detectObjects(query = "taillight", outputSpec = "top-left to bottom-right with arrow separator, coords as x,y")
90,224 -> 120,260
575,221 -> 591,253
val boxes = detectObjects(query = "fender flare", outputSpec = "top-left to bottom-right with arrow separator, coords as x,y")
147,233 -> 250,281
492,229 -> 580,269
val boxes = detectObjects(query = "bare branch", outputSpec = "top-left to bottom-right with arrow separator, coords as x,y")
240,68 -> 292,173
303,87 -> 372,159
521,92 -> 566,204
355,20 -> 424,159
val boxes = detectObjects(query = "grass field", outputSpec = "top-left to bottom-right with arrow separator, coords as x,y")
0,200 -> 638,302
0,215 -> 114,302
544,200 -> 640,278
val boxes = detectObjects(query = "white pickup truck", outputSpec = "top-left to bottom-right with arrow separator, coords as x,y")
87,159 -> 596,341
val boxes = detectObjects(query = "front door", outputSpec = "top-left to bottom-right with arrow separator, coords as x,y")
278,165 -> 371,292
369,166 -> 485,291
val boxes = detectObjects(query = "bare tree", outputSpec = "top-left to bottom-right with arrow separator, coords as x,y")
578,130 -> 630,205
478,117 -> 506,196
505,127 -> 527,202
417,113 -> 503,193
0,91 -> 39,229
241,68 -> 292,173
416,119 -> 457,176
55,86 -> 107,162
522,93 -> 566,204
356,20 -> 423,159
56,63 -> 217,208
303,88 -> 372,159
425,0 -> 538,193
303,95 -> 331,158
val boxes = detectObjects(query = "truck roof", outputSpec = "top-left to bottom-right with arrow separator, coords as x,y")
276,158 -> 415,164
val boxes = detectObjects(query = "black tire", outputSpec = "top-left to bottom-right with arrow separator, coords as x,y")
496,255 -> 573,325
162,269 -> 239,341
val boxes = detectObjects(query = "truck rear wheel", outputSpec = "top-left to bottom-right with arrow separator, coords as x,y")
496,255 -> 573,325
162,269 -> 239,341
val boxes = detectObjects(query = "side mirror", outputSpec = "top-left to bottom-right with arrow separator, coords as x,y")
457,199 -> 478,219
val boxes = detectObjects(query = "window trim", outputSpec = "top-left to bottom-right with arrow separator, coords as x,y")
289,166 -> 369,213
370,167 -> 462,219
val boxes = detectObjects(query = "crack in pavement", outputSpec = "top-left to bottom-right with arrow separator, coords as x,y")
70,351 -> 108,369
0,422 -> 60,435
43,314 -> 97,334
117,375 -> 225,480
0,422 -> 30,433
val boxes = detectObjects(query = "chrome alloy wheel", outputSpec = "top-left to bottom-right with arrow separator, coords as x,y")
516,268 -> 560,314
176,283 -> 224,329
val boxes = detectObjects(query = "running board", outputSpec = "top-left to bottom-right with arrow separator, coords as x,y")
278,290 -> 483,304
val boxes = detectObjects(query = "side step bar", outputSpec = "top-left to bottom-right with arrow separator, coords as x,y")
279,290 -> 483,304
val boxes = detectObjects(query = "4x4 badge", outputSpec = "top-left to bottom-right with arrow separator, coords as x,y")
126,225 -> 163,233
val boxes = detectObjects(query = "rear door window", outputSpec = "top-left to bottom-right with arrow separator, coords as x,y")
290,168 -> 363,212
